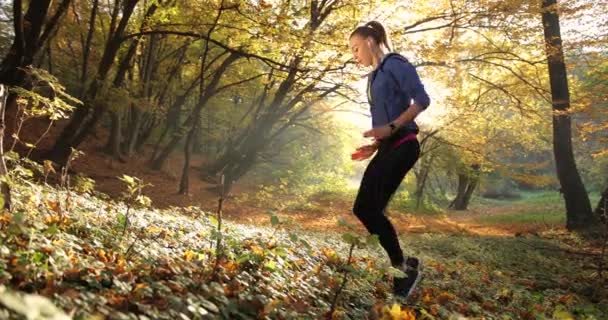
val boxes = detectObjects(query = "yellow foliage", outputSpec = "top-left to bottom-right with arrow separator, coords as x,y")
251,245 -> 264,256
44,214 -> 70,226
147,226 -> 162,233
321,247 -> 337,259
381,304 -> 416,320
183,250 -> 195,262
45,200 -> 61,213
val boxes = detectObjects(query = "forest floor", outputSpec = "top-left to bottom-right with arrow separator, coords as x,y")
3,124 -> 606,319
0,170 -> 606,319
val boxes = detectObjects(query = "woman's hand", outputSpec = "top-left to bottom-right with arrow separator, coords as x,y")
363,124 -> 393,140
351,143 -> 378,161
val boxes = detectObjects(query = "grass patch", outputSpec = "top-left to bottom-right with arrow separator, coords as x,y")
475,190 -> 563,206
516,190 -> 563,204
477,190 -> 601,207
477,209 -> 566,225
473,190 -> 602,226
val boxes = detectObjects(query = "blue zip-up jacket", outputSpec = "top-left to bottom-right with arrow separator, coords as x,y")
367,53 -> 430,135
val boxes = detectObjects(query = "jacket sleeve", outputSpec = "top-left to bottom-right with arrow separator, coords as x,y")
386,57 -> 431,109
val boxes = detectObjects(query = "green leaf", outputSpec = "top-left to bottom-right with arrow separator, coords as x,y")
117,213 -> 126,227
418,308 -> 437,320
119,174 -> 135,185
208,216 -> 219,228
136,195 -> 152,207
45,225 -> 58,235
387,266 -> 406,279
365,234 -> 380,248
13,211 -> 25,225
552,305 -> 575,320
5,151 -> 19,161
274,248 -> 288,257
341,232 -> 358,245
236,254 -> 253,263
300,239 -> 312,250
270,215 -> 280,226
264,260 -> 277,271
289,233 -> 298,242
343,265 -> 357,273
31,252 -> 46,264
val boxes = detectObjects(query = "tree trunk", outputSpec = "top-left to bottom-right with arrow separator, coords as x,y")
179,122 -> 199,194
595,185 -> 608,225
151,122 -> 172,162
204,83 -> 332,184
4,0 -> 25,78
125,105 -> 143,157
45,105 -> 88,162
0,85 -> 11,210
104,110 -> 123,160
46,42 -> 53,74
135,115 -> 157,152
202,149 -> 238,181
102,36 -> 142,160
150,127 -> 186,170
150,53 -> 241,170
0,0 -> 53,84
150,93 -> 187,162
0,0 -> 57,115
220,148 -> 260,194
155,42 -> 190,106
461,177 -> 478,209
201,65 -> 336,186
46,0 -> 141,163
68,0 -> 141,150
415,154 -> 435,209
449,164 -> 479,210
541,0 -> 595,230
450,174 -> 469,210
81,0 -> 99,97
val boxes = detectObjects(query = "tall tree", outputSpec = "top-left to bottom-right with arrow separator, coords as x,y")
199,0 -> 349,192
541,0 -> 595,230
596,186 -> 607,225
0,0 -> 72,110
0,85 -> 11,210
47,0 -> 141,163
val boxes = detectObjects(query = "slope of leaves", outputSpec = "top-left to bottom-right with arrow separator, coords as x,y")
0,174 -> 606,319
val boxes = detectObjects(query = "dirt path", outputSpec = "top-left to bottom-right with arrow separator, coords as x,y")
219,197 -> 564,237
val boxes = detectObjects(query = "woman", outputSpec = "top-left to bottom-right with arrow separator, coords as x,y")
349,21 -> 430,298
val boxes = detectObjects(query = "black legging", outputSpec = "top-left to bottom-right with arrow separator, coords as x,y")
352,138 -> 420,267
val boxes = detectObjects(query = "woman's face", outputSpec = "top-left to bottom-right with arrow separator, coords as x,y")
349,34 -> 373,67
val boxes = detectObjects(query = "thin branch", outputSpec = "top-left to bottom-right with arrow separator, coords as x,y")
402,13 -> 452,32
122,29 -> 349,74
214,73 -> 267,92
39,0 -> 72,47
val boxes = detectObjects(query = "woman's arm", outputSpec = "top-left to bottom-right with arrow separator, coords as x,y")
391,103 -> 424,129
363,103 -> 424,139
364,58 -> 430,140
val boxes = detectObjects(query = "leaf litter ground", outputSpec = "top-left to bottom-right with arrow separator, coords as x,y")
0,180 -> 606,319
